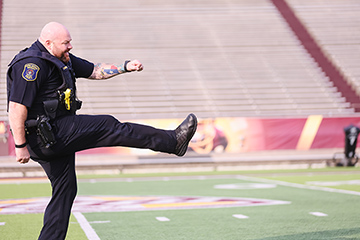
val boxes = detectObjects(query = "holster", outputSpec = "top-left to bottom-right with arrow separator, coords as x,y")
25,115 -> 56,148
58,88 -> 82,114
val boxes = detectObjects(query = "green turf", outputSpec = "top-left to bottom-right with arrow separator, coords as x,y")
79,177 -> 360,239
0,183 -> 51,199
0,213 -> 43,239
76,166 -> 360,179
0,214 -> 87,240
85,205 -> 360,240
1,168 -> 360,239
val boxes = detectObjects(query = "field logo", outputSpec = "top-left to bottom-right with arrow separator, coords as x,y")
0,196 -> 290,214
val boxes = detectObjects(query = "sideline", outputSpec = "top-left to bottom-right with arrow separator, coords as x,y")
235,175 -> 360,196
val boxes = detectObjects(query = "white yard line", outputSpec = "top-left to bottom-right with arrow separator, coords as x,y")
73,212 -> 101,240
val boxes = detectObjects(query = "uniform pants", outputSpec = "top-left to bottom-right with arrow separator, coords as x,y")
36,155 -> 77,240
27,114 -> 177,240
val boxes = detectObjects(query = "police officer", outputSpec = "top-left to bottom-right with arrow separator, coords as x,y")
7,22 -> 197,240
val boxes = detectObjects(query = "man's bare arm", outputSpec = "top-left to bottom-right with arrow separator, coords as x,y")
88,60 -> 143,80
8,101 -> 30,164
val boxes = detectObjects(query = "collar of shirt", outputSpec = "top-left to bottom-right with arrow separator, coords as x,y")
31,40 -> 50,54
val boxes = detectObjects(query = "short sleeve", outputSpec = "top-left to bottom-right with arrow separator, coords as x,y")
70,54 -> 94,78
8,58 -> 46,108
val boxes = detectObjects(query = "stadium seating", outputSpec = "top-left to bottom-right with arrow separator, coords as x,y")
0,0 -> 359,121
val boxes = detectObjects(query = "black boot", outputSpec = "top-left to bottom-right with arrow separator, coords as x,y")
174,113 -> 197,156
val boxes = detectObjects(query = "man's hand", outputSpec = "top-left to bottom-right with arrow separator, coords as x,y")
126,60 -> 143,72
15,147 -> 30,164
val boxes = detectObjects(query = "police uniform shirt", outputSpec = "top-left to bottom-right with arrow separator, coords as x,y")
8,40 -> 94,119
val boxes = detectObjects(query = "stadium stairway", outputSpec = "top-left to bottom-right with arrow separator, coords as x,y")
286,0 -> 360,109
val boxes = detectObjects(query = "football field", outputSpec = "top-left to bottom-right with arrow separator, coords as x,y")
1,168 -> 360,240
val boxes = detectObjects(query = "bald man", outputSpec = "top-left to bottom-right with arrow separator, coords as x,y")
7,22 -> 197,240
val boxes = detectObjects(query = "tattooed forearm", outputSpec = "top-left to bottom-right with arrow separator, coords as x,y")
89,63 -> 125,80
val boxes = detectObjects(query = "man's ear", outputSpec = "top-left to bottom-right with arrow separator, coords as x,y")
45,40 -> 52,49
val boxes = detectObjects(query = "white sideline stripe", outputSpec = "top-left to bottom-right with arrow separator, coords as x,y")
307,180 -> 360,186
233,214 -> 249,219
73,212 -> 101,240
310,212 -> 328,217
0,222 -> 5,226
235,175 -> 360,196
156,217 -> 170,222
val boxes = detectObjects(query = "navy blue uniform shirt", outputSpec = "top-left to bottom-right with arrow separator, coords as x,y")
8,40 -> 94,119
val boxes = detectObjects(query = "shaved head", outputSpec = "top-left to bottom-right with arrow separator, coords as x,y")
38,22 -> 73,63
39,22 -> 70,43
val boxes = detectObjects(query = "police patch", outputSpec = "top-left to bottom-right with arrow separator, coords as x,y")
22,63 -> 40,81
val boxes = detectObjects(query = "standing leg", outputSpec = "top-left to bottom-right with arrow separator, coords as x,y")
35,154 -> 77,240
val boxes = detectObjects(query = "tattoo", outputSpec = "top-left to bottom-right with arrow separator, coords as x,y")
104,67 -> 120,75
89,63 -> 124,80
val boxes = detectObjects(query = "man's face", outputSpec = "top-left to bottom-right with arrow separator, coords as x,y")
49,33 -> 72,63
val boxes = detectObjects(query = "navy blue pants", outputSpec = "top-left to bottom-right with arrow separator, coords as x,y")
27,114 -> 177,240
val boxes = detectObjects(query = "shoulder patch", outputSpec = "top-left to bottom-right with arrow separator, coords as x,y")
22,63 -> 40,81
